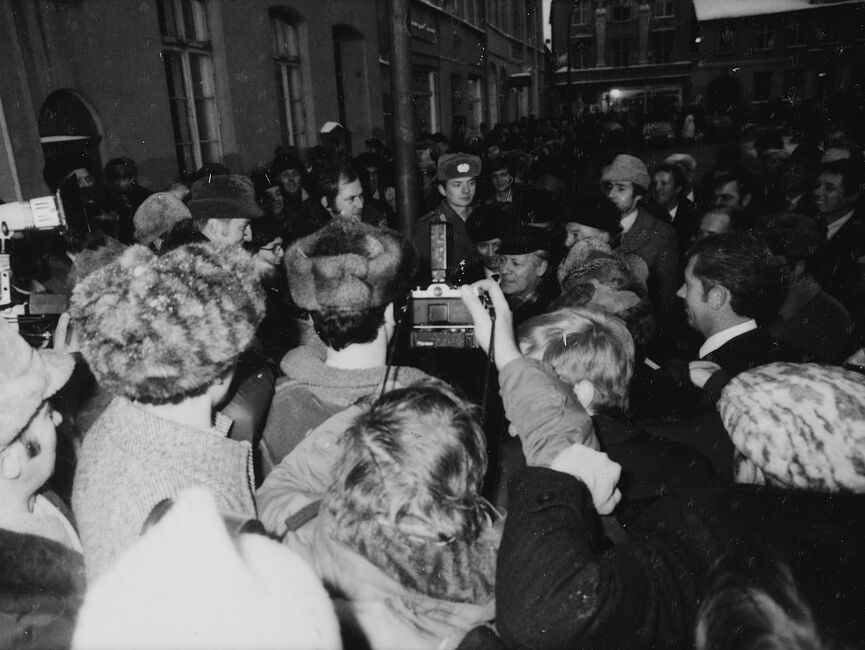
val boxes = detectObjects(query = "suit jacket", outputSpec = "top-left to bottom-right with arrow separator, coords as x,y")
617,205 -> 682,346
632,327 -> 791,422
813,210 -> 865,351
670,197 -> 700,256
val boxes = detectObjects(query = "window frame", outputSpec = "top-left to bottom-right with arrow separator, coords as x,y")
271,12 -> 308,150
654,0 -> 674,18
158,0 -> 222,174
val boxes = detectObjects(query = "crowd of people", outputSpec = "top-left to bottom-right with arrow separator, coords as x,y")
1,113 -> 864,649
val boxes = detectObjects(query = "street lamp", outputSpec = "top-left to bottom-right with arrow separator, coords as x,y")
565,0 -> 588,117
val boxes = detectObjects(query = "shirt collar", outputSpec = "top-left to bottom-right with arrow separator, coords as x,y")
826,209 -> 855,240
620,208 -> 639,234
699,319 -> 758,359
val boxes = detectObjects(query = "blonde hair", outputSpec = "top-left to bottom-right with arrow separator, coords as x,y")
518,307 -> 634,413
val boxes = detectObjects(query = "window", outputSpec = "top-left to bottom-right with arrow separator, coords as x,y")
652,30 -> 674,63
487,69 -> 499,125
611,0 -> 633,22
570,36 -> 593,68
570,2 -> 592,26
786,21 -> 805,47
753,70 -> 772,101
783,68 -> 804,97
158,0 -> 222,174
468,77 -> 483,128
271,13 -> 307,150
613,38 -> 632,67
654,0 -> 674,17
718,23 -> 735,53
412,68 -> 439,134
754,22 -> 775,50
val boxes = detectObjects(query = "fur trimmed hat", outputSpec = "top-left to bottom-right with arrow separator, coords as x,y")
70,243 -> 265,405
187,174 -> 264,222
73,487 -> 340,650
601,154 -> 651,191
719,362 -> 865,493
285,218 -> 415,312
0,320 -> 75,447
133,192 -> 192,246
437,153 -> 481,181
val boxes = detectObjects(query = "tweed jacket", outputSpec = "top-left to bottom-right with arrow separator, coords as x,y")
73,397 -> 256,581
616,205 -> 681,321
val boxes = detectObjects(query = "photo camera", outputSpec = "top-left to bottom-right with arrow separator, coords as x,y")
1,178 -> 90,330
409,221 -> 491,349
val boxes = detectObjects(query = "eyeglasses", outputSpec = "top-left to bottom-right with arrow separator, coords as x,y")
259,243 -> 284,253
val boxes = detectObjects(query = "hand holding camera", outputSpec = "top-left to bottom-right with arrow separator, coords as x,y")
459,279 -> 521,370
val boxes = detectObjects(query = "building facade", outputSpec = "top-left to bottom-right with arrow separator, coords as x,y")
0,0 -> 546,202
691,0 -> 865,120
376,0 -> 546,143
0,0 -> 383,199
549,0 -> 697,116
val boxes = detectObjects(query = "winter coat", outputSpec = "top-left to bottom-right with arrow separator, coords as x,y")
0,525 -> 85,649
494,469 -> 865,649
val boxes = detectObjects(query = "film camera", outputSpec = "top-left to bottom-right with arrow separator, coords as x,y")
1,179 -> 91,343
409,221 -> 491,349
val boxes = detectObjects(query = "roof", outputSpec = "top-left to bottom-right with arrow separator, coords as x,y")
693,0 -> 858,21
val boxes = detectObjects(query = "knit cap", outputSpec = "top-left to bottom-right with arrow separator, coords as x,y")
187,174 -> 264,221
70,243 -> 265,405
719,362 -> 865,492
73,487 -> 341,650
285,217 -> 415,312
133,191 -> 192,246
601,154 -> 651,191
0,319 -> 74,447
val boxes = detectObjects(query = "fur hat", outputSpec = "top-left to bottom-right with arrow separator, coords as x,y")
0,319 -> 74,447
719,362 -> 865,492
187,174 -> 264,222
66,235 -> 127,295
285,218 -> 415,312
70,243 -> 265,405
134,192 -> 192,246
437,153 -> 481,181
601,154 -> 651,191
73,487 -> 341,650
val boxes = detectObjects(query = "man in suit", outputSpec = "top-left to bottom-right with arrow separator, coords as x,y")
811,159 -> 865,352
678,232 -> 784,394
602,154 -> 681,353
630,233 -> 788,480
651,162 -> 699,255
